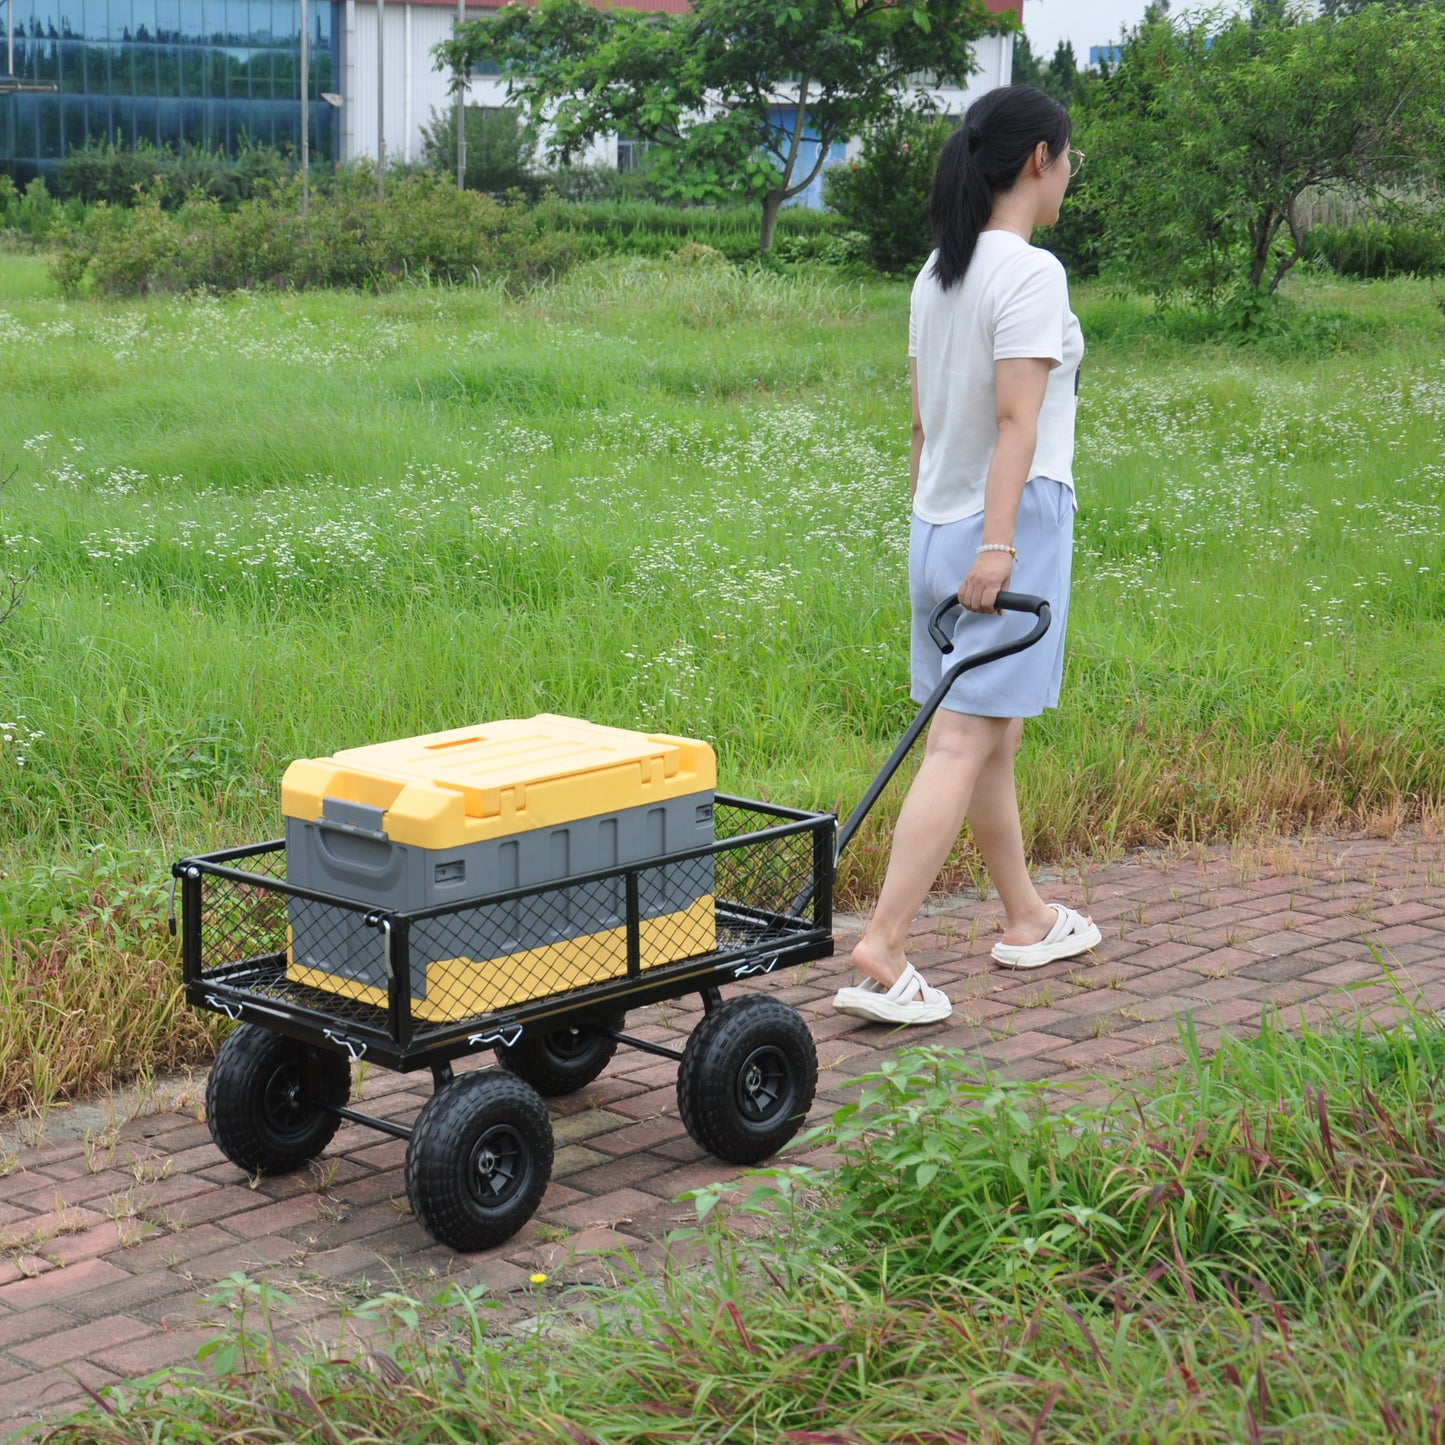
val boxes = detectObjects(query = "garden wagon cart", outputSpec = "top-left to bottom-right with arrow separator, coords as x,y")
171,593 -> 1050,1252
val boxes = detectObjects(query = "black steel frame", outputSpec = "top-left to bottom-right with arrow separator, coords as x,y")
174,794 -> 836,1087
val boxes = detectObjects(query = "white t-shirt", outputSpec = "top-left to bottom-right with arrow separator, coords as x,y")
908,231 -> 1083,525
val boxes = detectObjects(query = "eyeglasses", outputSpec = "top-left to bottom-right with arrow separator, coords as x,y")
1067,147 -> 1086,176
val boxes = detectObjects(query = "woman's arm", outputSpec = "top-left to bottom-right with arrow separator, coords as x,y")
958,355 -> 1051,614
909,358 -> 924,500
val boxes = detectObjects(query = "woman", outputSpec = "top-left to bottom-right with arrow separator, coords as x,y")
834,85 -> 1100,1027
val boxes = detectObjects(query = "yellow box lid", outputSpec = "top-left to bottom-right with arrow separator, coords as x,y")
282,714 -> 716,849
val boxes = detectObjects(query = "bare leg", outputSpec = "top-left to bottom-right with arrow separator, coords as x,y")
850,710 -> 1010,990
964,719 -> 1057,946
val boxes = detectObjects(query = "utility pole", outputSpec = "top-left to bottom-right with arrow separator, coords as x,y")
300,0 -> 310,217
376,0 -> 386,199
455,0 -> 466,188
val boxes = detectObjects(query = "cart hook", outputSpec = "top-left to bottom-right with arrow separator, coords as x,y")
467,1025 -> 524,1049
323,1030 -> 368,1062
205,994 -> 243,1021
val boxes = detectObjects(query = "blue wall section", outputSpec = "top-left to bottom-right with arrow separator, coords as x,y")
2,0 -> 340,182
767,105 -> 847,210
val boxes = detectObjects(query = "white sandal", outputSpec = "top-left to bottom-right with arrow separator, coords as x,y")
832,962 -> 952,1024
990,904 -> 1101,970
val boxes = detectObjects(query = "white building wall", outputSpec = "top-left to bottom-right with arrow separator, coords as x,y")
341,3 -> 613,168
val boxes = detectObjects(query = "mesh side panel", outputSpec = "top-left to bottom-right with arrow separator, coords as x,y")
716,824 -> 819,929
189,804 -> 829,1035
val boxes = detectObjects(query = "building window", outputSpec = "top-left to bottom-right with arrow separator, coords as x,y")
1,0 -> 341,182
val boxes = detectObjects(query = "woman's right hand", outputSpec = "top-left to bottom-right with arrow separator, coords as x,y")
959,550 -> 1014,614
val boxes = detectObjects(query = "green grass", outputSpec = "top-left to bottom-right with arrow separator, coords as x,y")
0,257 -> 1442,1110
36,997 -> 1445,1443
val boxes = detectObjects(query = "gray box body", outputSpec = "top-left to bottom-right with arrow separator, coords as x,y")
285,792 -> 715,1011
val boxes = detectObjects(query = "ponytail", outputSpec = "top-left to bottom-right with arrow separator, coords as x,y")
929,85 -> 1072,290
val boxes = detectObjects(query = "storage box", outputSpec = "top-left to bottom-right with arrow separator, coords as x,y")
281,716 -> 717,1021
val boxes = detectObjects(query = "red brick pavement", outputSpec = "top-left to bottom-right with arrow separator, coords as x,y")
1,831 -> 1442,1436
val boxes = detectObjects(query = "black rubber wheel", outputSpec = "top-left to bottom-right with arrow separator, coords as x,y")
494,1014 -> 625,1097
677,996 -> 818,1165
405,1072 -> 554,1252
205,1024 -> 350,1175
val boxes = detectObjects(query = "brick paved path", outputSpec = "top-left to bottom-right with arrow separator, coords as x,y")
2,831 -> 1442,1437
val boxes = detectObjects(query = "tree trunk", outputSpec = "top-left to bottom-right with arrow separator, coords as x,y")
759,190 -> 785,253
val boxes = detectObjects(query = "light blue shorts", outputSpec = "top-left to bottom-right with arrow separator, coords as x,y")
909,477 -> 1074,719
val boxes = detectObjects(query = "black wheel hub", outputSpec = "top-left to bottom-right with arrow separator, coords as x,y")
262,1064 -> 309,1137
548,1028 -> 589,1061
469,1125 -> 526,1204
735,1045 -> 791,1123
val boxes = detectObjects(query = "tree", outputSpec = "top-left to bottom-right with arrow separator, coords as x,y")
420,105 -> 538,196
1012,33 -> 1084,105
435,0 -> 1006,251
1079,2 -> 1445,300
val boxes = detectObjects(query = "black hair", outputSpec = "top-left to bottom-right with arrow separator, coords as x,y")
929,85 -> 1072,290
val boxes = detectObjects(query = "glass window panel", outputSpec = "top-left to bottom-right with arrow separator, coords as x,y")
37,96 -> 62,157
224,0 -> 247,41
242,45 -> 267,99
153,92 -> 178,144
85,93 -> 111,142
179,43 -> 199,94
155,41 -> 177,94
152,0 -> 181,42
272,44 -> 294,100
310,45 -> 330,93
86,41 -> 112,92
177,0 -> 200,42
59,39 -> 84,89
179,93 -> 201,143
109,92 -> 133,144
132,93 -> 157,143
85,0 -> 122,42
55,1 -> 80,40
270,0 -> 294,43
30,37 -> 61,82
314,1 -> 330,43
271,95 -> 297,151
111,42 -> 137,92
0,99 -> 12,162
201,0 -> 223,41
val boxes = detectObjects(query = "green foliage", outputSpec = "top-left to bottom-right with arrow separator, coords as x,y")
435,0 -> 1004,249
559,199 -> 850,264
38,1001 -> 1445,1443
0,174 -> 86,243
1079,2 -> 1445,302
722,1001 -> 1445,1319
48,172 -> 587,296
418,104 -> 540,196
823,109 -> 953,274
1011,31 -> 1086,105
1302,217 -> 1445,278
57,137 -> 294,208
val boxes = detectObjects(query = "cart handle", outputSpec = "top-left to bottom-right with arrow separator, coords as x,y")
834,591 -> 1051,862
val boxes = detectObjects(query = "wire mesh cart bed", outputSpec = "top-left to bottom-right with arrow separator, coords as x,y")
171,594 -> 1050,1251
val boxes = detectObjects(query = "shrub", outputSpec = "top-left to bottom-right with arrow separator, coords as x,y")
418,105 -> 540,197
1301,219 -> 1445,278
50,173 -> 588,295
556,199 -> 847,264
0,174 -> 84,243
823,109 -> 953,274
57,137 -> 296,209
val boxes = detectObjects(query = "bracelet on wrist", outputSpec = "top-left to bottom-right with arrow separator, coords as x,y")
977,543 -> 1017,559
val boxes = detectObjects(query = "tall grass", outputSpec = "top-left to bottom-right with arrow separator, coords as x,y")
37,1000 -> 1445,1443
0,257 -> 1442,1109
